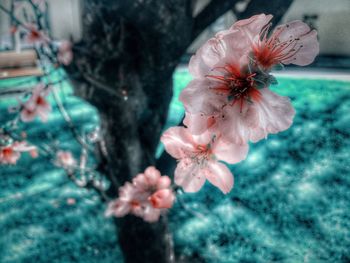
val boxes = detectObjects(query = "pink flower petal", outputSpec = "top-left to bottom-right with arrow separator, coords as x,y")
174,159 -> 206,193
276,21 -> 319,66
144,166 -> 161,185
118,182 -> 138,201
232,13 -> 273,41
248,88 -> 295,142
149,189 -> 174,209
216,88 -> 295,144
213,137 -> 249,164
105,200 -> 131,217
132,173 -> 148,190
20,108 -> 37,122
161,127 -> 196,159
205,161 -> 234,194
183,112 -> 216,135
217,31 -> 250,66
189,38 -> 225,78
179,78 -> 226,115
142,205 -> 161,222
157,176 -> 171,189
58,41 -> 73,65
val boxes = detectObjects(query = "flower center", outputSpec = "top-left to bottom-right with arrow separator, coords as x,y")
30,29 -> 41,40
206,64 -> 261,111
130,200 -> 140,208
36,96 -> 46,106
190,144 -> 213,167
2,147 -> 13,158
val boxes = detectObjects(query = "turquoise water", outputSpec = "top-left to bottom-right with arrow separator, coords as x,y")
0,68 -> 349,262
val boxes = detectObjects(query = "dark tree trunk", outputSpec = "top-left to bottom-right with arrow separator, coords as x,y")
67,1 -> 193,262
65,0 -> 291,262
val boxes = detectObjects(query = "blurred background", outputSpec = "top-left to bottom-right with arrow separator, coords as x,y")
1,0 -> 350,59
0,0 -> 349,262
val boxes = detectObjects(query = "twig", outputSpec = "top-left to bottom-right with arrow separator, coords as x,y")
51,85 -> 93,151
82,73 -> 123,99
192,0 -> 239,40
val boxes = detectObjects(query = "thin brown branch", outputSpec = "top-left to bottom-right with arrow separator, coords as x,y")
234,0 -> 294,25
192,0 -> 239,41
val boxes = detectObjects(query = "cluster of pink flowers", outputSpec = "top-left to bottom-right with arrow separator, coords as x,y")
162,14 -> 319,194
24,24 -> 50,45
0,141 -> 37,165
106,166 -> 175,222
20,83 -> 51,123
24,25 -> 73,66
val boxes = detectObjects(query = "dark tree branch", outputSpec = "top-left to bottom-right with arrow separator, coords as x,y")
234,0 -> 294,25
192,0 -> 239,40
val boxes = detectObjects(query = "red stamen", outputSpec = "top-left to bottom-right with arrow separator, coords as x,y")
206,64 -> 259,109
2,147 -> 13,158
36,96 -> 46,106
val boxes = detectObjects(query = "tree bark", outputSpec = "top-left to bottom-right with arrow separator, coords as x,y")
67,1 -> 191,262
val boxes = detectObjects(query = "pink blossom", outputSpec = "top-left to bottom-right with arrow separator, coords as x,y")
161,127 -> 248,194
132,166 -> 171,192
0,141 -> 37,165
24,24 -> 49,44
29,148 -> 39,158
233,14 -> 319,69
57,41 -> 73,65
105,182 -> 144,218
180,16 -> 298,144
20,84 -> 51,123
182,86 -> 295,144
56,151 -> 76,169
188,29 -> 249,79
105,166 -> 174,222
181,63 -> 295,144
149,189 -> 174,209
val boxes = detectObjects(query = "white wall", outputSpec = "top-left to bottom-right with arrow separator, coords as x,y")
48,0 -> 82,41
1,0 -> 350,56
0,0 -> 82,45
0,0 -> 12,46
189,0 -> 350,56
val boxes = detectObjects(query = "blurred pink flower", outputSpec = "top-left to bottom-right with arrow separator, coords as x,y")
161,127 -> 248,194
56,151 -> 76,169
20,84 -> 51,122
180,15 -> 299,144
233,14 -> 319,69
105,182 -> 144,218
188,28 -> 249,79
149,189 -> 174,209
57,41 -> 73,65
182,85 -> 295,144
181,63 -> 295,144
0,141 -> 37,165
24,24 -> 49,44
105,166 -> 174,223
